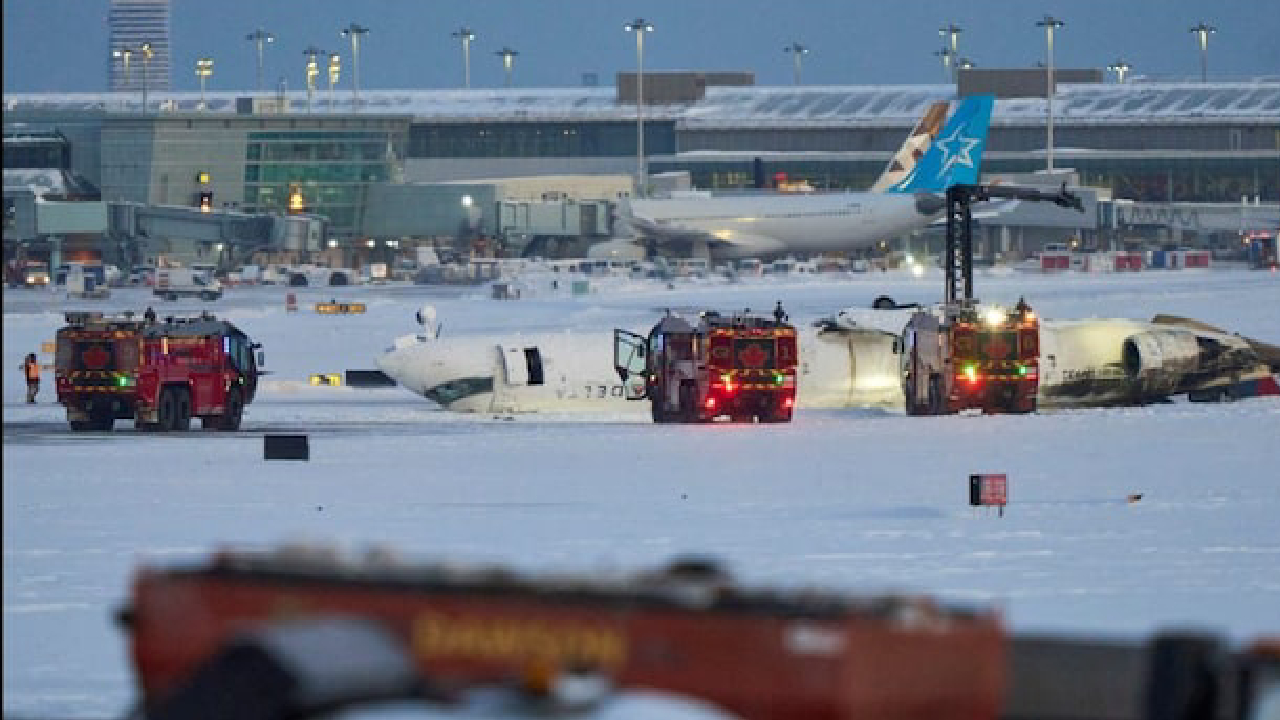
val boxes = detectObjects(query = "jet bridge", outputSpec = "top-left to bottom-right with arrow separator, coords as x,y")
107,202 -> 326,265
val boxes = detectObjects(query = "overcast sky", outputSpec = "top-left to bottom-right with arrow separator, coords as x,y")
3,0 -> 1278,94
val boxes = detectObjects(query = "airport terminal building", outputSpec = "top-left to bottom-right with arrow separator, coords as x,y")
5,70 -> 1278,267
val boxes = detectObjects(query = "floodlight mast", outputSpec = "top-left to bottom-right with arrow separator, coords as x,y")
625,18 -> 654,197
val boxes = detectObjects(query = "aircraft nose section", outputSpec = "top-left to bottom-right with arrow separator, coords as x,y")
376,341 -> 420,391
914,192 -> 946,216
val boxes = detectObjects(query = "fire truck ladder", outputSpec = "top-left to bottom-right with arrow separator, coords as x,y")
943,183 -> 1085,304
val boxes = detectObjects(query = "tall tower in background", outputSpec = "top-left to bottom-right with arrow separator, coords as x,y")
109,0 -> 171,92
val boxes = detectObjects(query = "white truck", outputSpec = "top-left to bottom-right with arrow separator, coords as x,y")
154,268 -> 223,301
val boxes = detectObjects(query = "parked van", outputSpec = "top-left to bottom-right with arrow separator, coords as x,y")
22,261 -> 51,287
154,268 -> 223,301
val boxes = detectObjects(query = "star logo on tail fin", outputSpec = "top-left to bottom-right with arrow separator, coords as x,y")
935,125 -> 981,177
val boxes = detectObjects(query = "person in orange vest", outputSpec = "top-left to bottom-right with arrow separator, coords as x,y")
20,352 -> 40,403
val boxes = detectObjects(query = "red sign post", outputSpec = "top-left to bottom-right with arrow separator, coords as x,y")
969,473 -> 1008,517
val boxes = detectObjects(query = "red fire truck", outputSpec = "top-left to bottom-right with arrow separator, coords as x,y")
117,547 -> 1280,720
901,300 -> 1039,415
55,311 -> 262,432
613,310 -> 798,423
121,546 -> 1005,720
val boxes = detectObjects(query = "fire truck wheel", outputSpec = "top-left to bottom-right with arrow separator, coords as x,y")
172,388 -> 192,431
69,420 -> 95,432
650,398 -> 668,423
927,377 -> 944,415
157,388 -> 178,432
89,410 -> 114,431
219,389 -> 244,431
678,382 -> 698,423
904,375 -> 922,416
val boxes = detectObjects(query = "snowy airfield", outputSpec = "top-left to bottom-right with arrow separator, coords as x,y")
4,267 -> 1280,718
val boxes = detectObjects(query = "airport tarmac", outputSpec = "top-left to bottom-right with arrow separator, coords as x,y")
5,269 -> 1279,717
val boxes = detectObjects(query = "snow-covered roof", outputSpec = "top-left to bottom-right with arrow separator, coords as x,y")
3,168 -> 70,195
3,81 -> 1278,127
3,168 -> 98,198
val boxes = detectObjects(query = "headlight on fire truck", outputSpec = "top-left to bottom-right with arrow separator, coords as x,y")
981,307 -> 1006,327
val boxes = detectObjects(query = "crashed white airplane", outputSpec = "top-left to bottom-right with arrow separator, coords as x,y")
376,304 -> 1280,415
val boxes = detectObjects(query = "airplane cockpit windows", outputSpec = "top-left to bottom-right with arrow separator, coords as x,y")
424,377 -> 495,406
523,347 -> 544,386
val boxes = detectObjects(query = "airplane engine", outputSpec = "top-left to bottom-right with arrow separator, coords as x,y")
1123,329 -> 1260,398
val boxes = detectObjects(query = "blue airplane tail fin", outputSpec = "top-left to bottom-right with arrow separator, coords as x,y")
886,94 -> 994,193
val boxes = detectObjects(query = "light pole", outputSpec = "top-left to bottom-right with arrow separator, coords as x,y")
452,27 -> 476,88
624,18 -> 653,197
304,46 -> 323,113
1107,59 -> 1132,83
939,23 -> 962,82
139,41 -> 154,109
246,28 -> 274,92
932,47 -> 953,82
1036,15 -> 1065,172
195,57 -> 213,110
328,53 -> 341,110
495,46 -> 518,88
341,23 -> 369,110
783,42 -> 808,85
1189,22 -> 1215,82
112,47 -> 133,93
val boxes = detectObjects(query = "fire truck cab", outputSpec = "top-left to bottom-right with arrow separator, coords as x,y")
55,312 -> 262,432
614,311 -> 798,423
901,300 -> 1039,415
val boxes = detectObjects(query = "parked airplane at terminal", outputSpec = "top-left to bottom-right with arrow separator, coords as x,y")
376,303 -> 1280,415
591,95 -> 993,261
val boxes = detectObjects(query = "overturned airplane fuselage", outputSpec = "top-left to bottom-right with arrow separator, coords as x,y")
377,307 -> 1279,415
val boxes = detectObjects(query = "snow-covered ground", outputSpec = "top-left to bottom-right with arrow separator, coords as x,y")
4,268 -> 1279,718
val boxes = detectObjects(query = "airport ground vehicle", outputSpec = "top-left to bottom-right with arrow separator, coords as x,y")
1247,231 -> 1279,269
153,267 -> 223,301
119,546 -> 1280,720
54,311 -> 261,432
901,183 -> 1081,416
902,300 -> 1040,414
614,310 -> 798,423
121,546 -> 1005,720
25,261 -> 51,287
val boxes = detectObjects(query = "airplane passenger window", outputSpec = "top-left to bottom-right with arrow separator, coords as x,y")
524,347 -> 544,386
